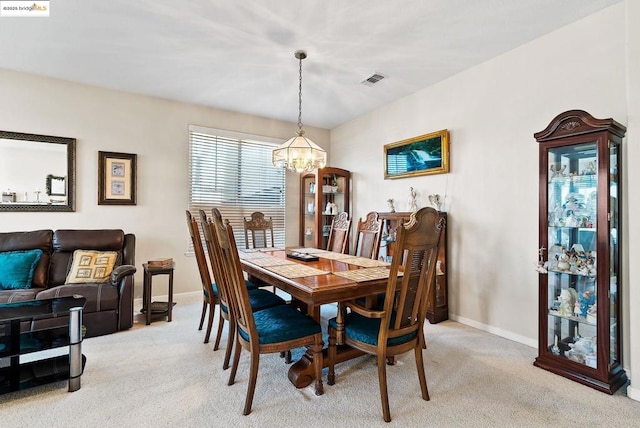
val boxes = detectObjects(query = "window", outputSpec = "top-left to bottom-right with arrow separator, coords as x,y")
188,125 -> 286,248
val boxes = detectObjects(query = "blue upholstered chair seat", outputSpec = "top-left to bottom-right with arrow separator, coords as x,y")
220,288 -> 285,314
204,279 -> 258,299
328,312 -> 417,347
239,305 -> 321,345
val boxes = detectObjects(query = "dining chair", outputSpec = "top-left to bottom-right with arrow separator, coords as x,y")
243,211 -> 275,249
352,211 -> 384,309
353,211 -> 383,260
185,210 -> 217,344
199,210 -> 286,369
209,207 -> 324,415
326,211 -> 351,253
243,211 -> 277,293
327,207 -> 446,423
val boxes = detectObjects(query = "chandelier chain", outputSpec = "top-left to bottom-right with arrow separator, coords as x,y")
298,55 -> 303,133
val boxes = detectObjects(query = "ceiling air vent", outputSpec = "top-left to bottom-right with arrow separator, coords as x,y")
361,73 -> 385,86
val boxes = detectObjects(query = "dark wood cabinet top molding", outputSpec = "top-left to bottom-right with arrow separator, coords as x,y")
534,109 -> 626,141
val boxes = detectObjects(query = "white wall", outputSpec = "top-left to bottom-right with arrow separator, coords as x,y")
0,68 -> 329,298
624,0 -> 640,401
332,1 -> 639,389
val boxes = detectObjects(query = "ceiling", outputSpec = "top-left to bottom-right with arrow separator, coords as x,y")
0,0 -> 621,130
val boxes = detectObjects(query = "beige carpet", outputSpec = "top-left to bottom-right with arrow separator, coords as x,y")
2,292 -> 639,427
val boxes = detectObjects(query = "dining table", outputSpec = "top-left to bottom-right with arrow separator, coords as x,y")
238,247 -> 395,389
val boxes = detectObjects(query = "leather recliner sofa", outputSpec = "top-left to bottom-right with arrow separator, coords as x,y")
0,229 -> 136,337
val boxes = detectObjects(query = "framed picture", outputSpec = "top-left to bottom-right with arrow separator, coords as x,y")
384,129 -> 450,179
46,174 -> 67,196
98,151 -> 137,205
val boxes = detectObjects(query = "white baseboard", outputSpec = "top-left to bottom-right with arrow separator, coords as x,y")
627,385 -> 640,402
450,314 -> 538,348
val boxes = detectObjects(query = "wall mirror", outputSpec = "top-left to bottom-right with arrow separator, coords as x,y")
0,130 -> 76,212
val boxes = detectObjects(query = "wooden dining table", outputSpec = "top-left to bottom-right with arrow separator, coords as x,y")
238,247 -> 393,388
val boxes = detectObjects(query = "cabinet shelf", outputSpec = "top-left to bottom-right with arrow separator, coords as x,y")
549,175 -> 597,185
547,226 -> 595,231
548,310 -> 596,326
547,269 -> 596,278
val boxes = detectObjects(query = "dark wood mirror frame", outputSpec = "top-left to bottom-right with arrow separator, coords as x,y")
0,130 -> 76,212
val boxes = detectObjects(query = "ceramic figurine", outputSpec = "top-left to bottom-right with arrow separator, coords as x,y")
574,301 -> 582,317
578,290 -> 595,317
550,164 -> 566,179
407,187 -> 417,212
387,198 -> 395,212
428,194 -> 442,211
535,247 -> 548,274
558,288 -> 578,317
557,248 -> 570,271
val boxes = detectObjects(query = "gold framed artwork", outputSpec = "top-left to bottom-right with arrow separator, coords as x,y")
98,151 -> 137,205
384,129 -> 450,179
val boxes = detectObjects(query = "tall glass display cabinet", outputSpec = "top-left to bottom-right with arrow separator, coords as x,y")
299,167 -> 350,249
533,110 -> 626,394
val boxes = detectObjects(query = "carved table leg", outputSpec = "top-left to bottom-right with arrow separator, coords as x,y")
288,345 -> 364,388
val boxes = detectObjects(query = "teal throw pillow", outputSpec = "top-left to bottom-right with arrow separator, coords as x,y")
0,249 -> 44,290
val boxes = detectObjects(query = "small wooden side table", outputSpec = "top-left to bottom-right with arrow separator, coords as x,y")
141,262 -> 175,325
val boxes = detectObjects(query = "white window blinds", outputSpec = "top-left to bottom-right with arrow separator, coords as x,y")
188,125 -> 286,248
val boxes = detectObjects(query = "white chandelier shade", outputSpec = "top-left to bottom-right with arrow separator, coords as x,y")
272,132 -> 326,173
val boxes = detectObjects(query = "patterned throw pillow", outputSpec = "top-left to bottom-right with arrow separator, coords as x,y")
0,249 -> 44,290
65,250 -> 118,284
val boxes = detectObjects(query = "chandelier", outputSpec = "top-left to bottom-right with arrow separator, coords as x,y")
272,50 -> 327,173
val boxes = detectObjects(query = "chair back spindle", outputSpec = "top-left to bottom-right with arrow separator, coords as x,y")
354,211 -> 383,259
326,211 -> 351,253
243,212 -> 275,249
185,210 -> 216,343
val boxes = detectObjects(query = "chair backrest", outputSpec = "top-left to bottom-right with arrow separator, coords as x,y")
199,209 -> 234,312
326,212 -> 351,253
185,211 -> 213,300
381,207 -> 445,347
210,208 -> 257,340
243,212 -> 274,249
354,211 -> 383,259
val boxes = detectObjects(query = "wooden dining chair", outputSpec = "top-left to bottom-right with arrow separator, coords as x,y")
185,210 -> 217,344
327,207 -> 445,423
326,211 -> 351,253
199,210 -> 286,369
243,211 -> 277,292
353,211 -> 383,259
243,212 -> 274,249
209,207 -> 324,415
